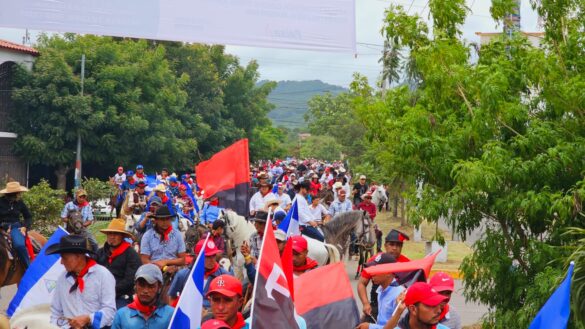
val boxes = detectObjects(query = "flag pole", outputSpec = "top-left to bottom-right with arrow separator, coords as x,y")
248,211 -> 273,329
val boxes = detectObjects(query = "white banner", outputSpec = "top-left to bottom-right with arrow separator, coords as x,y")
0,0 -> 356,53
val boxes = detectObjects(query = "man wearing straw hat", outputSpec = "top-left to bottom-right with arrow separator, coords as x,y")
96,218 -> 142,308
61,188 -> 98,252
0,181 -> 32,268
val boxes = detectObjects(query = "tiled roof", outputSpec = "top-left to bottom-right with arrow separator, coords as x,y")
0,39 -> 39,56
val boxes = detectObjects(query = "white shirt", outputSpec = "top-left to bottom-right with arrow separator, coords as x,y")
113,173 -> 126,186
277,192 -> 292,208
51,263 -> 116,328
295,194 -> 314,226
249,192 -> 277,214
308,204 -> 328,222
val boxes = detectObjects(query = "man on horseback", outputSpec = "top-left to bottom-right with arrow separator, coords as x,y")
200,196 -> 223,227
296,181 -> 325,242
61,188 -> 98,252
126,181 -> 148,216
140,206 -> 186,271
248,182 -> 276,217
353,175 -> 369,206
0,181 -> 32,268
329,189 -> 353,217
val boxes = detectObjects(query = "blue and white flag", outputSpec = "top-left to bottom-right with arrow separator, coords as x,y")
7,226 -> 69,316
168,235 -> 209,329
278,197 -> 301,237
528,262 -> 575,329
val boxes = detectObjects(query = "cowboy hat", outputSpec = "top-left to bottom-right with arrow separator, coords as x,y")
0,181 -> 28,194
263,196 -> 281,209
153,184 -> 167,193
100,218 -> 134,238
45,235 -> 94,255
361,192 -> 373,200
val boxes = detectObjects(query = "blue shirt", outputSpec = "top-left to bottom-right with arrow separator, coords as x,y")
328,199 -> 353,217
111,304 -> 174,329
140,228 -> 186,261
370,283 -> 405,329
200,204 -> 222,225
61,201 -> 94,222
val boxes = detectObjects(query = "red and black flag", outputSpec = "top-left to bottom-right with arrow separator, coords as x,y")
195,139 -> 250,216
364,250 -> 440,286
250,225 -> 299,329
294,262 -> 360,329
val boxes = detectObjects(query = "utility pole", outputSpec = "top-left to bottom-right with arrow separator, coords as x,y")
504,0 -> 521,37
74,54 -> 85,189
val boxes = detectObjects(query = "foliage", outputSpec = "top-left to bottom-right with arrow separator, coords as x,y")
248,126 -> 287,161
80,177 -> 115,205
22,179 -> 65,236
299,135 -> 343,161
350,0 -> 585,327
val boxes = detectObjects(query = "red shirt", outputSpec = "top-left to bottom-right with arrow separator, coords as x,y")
358,201 -> 377,220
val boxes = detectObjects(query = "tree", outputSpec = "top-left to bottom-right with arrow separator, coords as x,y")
352,0 -> 585,327
22,179 -> 65,236
299,135 -> 343,161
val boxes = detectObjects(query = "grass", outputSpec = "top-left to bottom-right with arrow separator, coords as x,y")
374,210 -> 472,272
89,220 -> 109,245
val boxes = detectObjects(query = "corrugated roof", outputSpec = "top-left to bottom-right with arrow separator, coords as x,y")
0,39 -> 39,56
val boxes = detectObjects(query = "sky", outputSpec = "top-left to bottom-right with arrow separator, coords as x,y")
0,0 -> 541,88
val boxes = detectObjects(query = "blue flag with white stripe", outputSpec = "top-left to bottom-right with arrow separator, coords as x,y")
278,197 -> 301,237
168,235 -> 208,329
528,262 -> 574,329
7,227 -> 69,316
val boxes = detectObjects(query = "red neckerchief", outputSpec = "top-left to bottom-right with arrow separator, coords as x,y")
161,195 -> 169,204
438,303 -> 449,320
171,182 -> 178,187
210,199 -> 219,206
232,313 -> 246,329
128,178 -> 135,185
158,226 -> 173,242
205,262 -> 220,277
70,259 -> 97,293
136,173 -> 145,179
397,254 -> 410,262
293,257 -> 318,272
108,241 -> 131,264
127,295 -> 157,317
76,200 -> 89,207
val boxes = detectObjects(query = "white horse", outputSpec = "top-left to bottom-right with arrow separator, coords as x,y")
9,304 -> 59,329
371,185 -> 388,211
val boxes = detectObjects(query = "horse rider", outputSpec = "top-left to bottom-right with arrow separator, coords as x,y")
60,188 -> 98,252
276,183 -> 292,210
353,175 -> 369,206
134,196 -> 163,243
358,229 -> 411,323
328,189 -> 353,218
126,181 -> 148,217
139,206 -> 186,273
295,181 -> 325,242
358,192 -> 377,221
111,264 -> 174,329
307,192 -> 331,226
116,170 -> 137,216
243,210 -> 269,260
96,218 -> 142,309
199,275 -> 249,329
207,219 -> 227,257
168,239 -> 229,308
0,181 -> 32,268
112,166 -> 126,187
47,235 -> 116,329
200,196 -> 223,227
133,164 -> 147,183
291,235 -> 318,277
248,181 -> 276,217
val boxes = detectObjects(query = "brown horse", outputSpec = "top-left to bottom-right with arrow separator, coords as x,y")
0,230 -> 47,288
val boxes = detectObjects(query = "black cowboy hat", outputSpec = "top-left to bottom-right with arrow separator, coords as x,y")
385,229 -> 410,243
253,210 -> 269,223
45,235 -> 94,255
153,206 -> 172,219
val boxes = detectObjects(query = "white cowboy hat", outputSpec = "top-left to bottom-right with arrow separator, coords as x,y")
361,192 -> 373,200
153,184 -> 167,193
0,181 -> 28,194
333,182 -> 343,189
263,196 -> 281,209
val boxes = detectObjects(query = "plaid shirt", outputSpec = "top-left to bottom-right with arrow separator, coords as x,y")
328,199 -> 353,217
248,232 -> 263,259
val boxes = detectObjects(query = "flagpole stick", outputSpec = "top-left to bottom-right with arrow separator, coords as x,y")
248,210 -> 273,329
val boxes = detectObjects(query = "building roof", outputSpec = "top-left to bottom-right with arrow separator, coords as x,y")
0,39 -> 39,56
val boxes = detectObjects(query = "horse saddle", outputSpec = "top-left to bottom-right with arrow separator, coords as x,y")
0,231 -> 15,260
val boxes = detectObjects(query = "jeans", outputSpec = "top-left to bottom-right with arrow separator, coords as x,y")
9,223 -> 30,268
301,226 -> 324,242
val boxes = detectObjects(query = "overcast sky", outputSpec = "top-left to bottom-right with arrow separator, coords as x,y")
0,0 -> 541,88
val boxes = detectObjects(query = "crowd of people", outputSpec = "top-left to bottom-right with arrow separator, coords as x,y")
0,158 -> 462,329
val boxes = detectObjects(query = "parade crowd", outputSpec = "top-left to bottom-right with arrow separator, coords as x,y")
0,158 -> 461,329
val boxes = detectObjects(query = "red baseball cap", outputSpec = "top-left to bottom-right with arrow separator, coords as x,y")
206,275 -> 243,297
201,319 -> 230,329
429,272 -> 455,292
404,282 -> 448,307
195,239 -> 222,257
291,235 -> 308,253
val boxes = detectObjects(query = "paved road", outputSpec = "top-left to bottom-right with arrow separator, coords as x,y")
2,260 -> 487,327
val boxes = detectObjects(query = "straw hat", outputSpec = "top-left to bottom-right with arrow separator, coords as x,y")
100,218 -> 133,238
0,181 -> 28,194
361,192 -> 373,200
153,184 -> 167,193
263,196 -> 281,209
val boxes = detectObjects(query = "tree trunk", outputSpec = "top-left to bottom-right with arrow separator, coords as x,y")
393,195 -> 399,218
54,165 -> 70,191
400,198 -> 407,226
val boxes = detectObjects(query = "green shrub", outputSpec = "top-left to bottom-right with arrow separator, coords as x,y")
22,179 -> 66,236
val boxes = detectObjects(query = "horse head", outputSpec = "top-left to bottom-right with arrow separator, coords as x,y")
321,210 -> 375,258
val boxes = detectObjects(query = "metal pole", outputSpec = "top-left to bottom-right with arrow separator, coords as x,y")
74,54 -> 85,189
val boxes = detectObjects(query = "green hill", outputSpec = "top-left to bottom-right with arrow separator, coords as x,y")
263,80 -> 347,128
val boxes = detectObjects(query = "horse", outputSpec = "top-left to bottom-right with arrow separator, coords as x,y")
0,230 -> 47,288
9,304 -> 59,329
371,185 -> 388,212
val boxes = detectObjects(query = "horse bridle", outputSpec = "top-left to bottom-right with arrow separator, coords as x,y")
355,211 -> 373,248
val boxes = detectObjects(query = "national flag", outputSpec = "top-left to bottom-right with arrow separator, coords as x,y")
294,262 -> 360,329
250,224 -> 299,329
181,180 -> 199,213
364,250 -> 440,286
167,235 -> 209,329
196,139 -> 250,216
278,197 -> 300,237
528,262 -> 575,329
7,227 -> 69,316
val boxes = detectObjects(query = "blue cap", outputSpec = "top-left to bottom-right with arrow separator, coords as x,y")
136,164 -> 144,170
169,176 -> 177,182
126,170 -> 134,176
274,211 -> 287,222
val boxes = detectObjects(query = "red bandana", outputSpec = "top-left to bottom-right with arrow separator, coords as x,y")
232,313 -> 247,329
159,226 -> 173,242
127,295 -> 157,317
135,173 -> 145,179
161,195 -> 169,204
108,241 -> 131,264
293,257 -> 318,273
438,303 -> 450,321
77,200 -> 89,207
205,262 -> 220,277
71,259 -> 97,293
